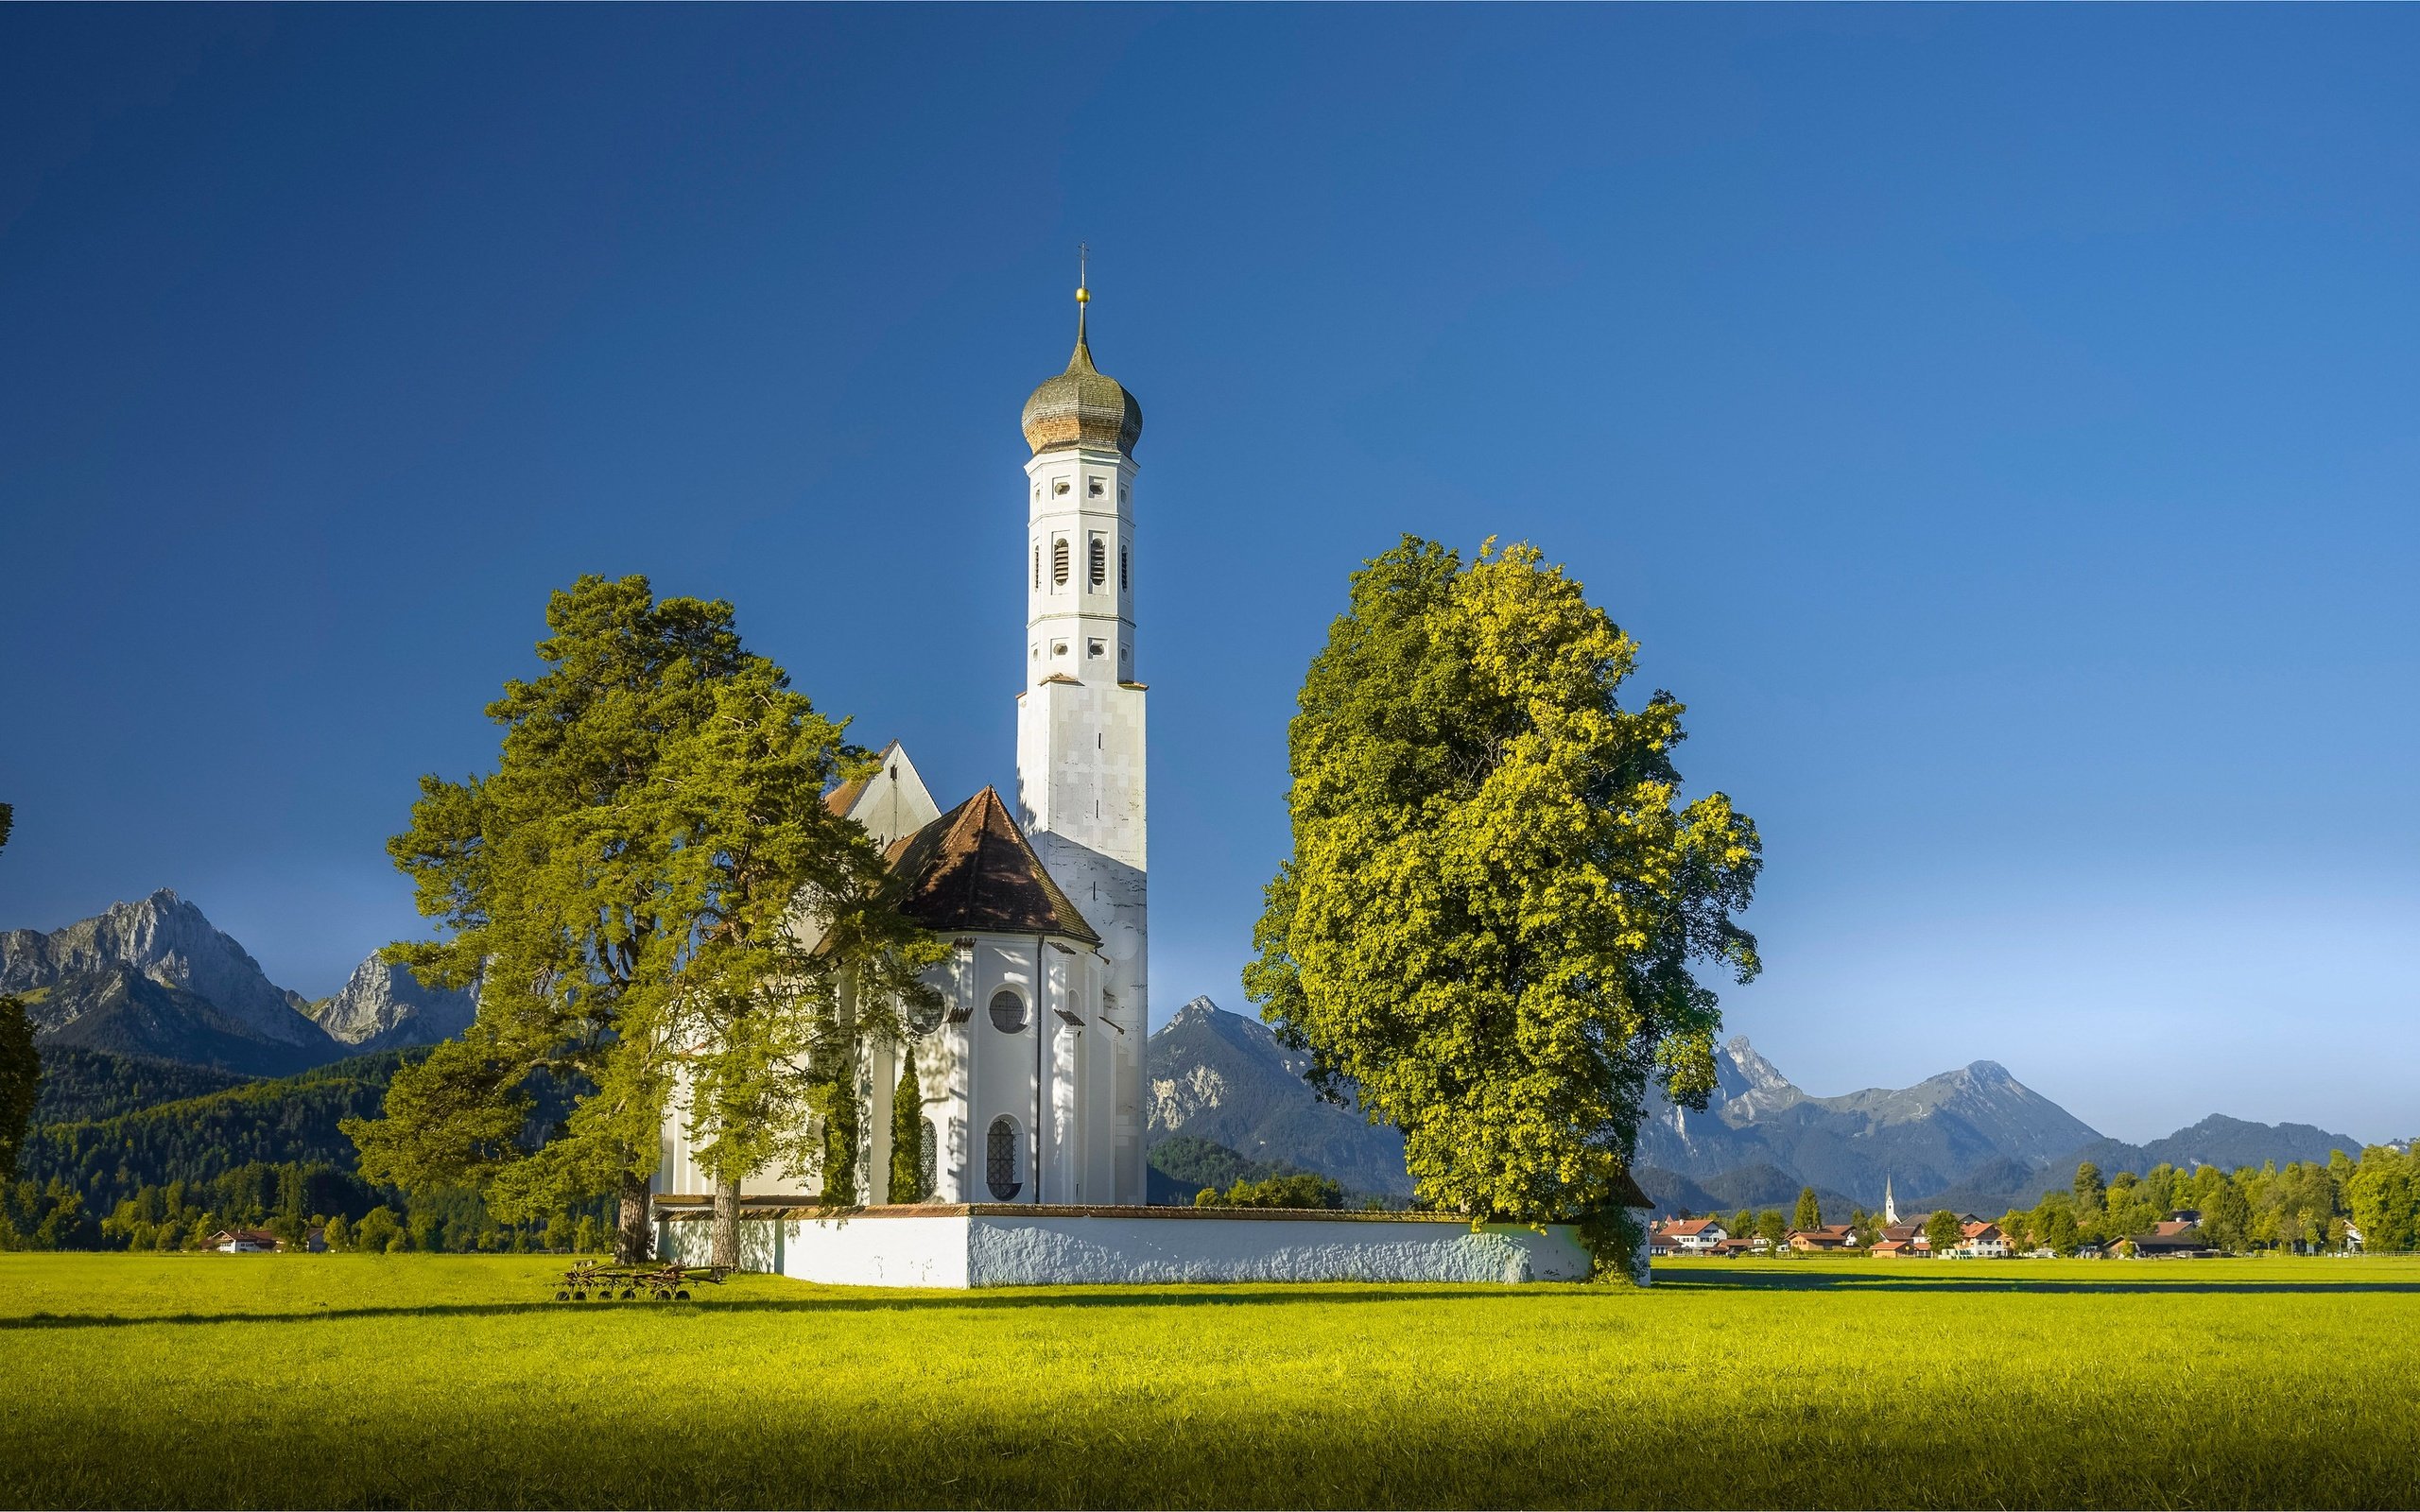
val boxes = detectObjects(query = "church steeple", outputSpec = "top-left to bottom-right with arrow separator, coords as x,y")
1884,1172 -> 1899,1226
1014,257 -> 1150,1203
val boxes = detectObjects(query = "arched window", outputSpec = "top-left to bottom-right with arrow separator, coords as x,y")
1088,537 -> 1106,587
989,988 -> 1027,1033
986,1117 -> 1021,1201
918,1118 -> 939,1200
1051,538 -> 1069,586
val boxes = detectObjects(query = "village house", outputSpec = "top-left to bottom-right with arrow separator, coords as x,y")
1868,1224 -> 1928,1257
1786,1225 -> 1858,1252
2120,1221 -> 2214,1259
1948,1221 -> 2008,1259
1650,1218 -> 1730,1254
208,1228 -> 279,1254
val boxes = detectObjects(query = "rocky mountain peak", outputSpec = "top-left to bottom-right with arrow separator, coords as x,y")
312,954 -> 478,1052
1,890 -> 325,1048
1721,1036 -> 1803,1098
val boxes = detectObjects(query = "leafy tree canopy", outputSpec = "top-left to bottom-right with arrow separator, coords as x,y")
1926,1210 -> 1965,1256
1245,538 -> 1760,1230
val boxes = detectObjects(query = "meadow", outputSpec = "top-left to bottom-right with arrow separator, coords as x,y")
2,1253 -> 2415,1509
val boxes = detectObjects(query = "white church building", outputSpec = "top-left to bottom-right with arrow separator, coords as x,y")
650,283 -> 1631,1287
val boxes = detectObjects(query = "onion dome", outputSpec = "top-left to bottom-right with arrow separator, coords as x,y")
1020,289 -> 1142,457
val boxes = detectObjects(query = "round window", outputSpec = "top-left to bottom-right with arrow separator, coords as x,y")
989,988 -> 1027,1033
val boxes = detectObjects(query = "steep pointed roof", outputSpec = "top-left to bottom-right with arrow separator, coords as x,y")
884,787 -> 1100,945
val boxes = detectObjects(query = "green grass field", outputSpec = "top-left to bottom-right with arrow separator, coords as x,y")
3,1253 -> 2415,1509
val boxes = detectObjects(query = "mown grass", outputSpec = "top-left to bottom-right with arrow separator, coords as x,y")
2,1252 -> 2416,1508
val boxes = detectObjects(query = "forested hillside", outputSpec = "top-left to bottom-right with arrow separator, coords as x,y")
32,1046 -> 256,1125
3,1046 -> 606,1253
22,1048 -> 420,1209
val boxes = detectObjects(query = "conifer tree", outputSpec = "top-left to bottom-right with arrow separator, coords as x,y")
1792,1186 -> 1822,1232
344,576 -> 940,1268
656,660 -> 942,1267
889,1045 -> 926,1204
2073,1161 -> 2106,1213
0,804 -> 37,1186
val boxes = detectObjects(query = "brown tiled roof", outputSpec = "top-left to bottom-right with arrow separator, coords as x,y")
884,787 -> 1100,945
1610,1168 -> 1653,1211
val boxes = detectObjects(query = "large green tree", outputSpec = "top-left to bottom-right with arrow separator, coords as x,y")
347,576 -> 760,1262
0,802 -> 36,1185
1792,1187 -> 1823,1232
1244,539 -> 1760,1256
2345,1149 -> 2416,1252
655,661 -> 942,1265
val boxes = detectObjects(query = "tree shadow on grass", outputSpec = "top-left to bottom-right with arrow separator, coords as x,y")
0,1283 -> 1566,1331
1651,1267 -> 2420,1296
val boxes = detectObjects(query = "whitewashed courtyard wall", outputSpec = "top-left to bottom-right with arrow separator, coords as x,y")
657,1206 -> 1623,1287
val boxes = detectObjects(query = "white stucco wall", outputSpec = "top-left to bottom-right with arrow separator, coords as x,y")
663,1210 -> 1603,1287
962,1214 -> 1594,1285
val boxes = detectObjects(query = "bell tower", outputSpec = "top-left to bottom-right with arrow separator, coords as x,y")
1014,260 -> 1148,1204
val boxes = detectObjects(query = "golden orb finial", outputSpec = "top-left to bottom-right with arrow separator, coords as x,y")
1076,285 -> 1090,304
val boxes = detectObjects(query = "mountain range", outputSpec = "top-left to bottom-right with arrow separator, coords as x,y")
4,894 -> 2383,1215
1146,1003 -> 2375,1216
2,891 -> 475,1075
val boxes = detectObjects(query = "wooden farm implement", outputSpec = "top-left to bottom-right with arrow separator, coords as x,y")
552,1261 -> 728,1302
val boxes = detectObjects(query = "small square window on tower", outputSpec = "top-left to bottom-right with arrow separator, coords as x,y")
1054,479 -> 1071,496
1088,478 -> 1104,498
1051,641 -> 1068,658
1087,639 -> 1105,659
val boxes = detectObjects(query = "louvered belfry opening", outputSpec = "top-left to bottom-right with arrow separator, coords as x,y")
1088,537 -> 1106,587
1052,538 -> 1069,585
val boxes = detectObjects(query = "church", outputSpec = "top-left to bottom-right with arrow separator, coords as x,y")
654,281 -> 1151,1211
649,281 -> 1632,1286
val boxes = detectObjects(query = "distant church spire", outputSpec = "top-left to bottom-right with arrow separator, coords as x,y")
1884,1171 -> 1898,1226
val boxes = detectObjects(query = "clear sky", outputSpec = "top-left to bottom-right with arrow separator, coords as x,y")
3,6 -> 2414,1145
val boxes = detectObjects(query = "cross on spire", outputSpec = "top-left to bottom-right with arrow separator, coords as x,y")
1074,242 -> 1092,347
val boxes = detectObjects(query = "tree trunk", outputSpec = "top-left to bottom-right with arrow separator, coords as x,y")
711,1177 -> 741,1270
615,1170 -> 653,1264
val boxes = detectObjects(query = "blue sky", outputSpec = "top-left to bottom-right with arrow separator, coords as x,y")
2,7 -> 2413,1144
